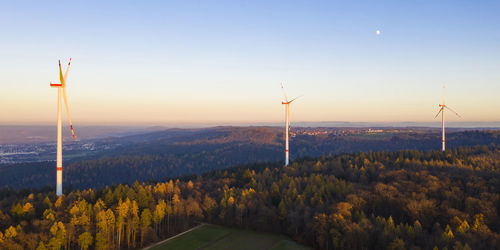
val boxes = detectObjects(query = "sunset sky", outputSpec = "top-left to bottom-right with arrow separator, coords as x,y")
1,0 -> 499,125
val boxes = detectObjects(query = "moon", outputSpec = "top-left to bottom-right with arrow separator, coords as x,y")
376,30 -> 381,35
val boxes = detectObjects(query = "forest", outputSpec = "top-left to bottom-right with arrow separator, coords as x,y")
1,128 -> 500,190
0,145 -> 499,249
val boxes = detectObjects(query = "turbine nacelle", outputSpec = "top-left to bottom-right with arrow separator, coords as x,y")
50,82 -> 63,87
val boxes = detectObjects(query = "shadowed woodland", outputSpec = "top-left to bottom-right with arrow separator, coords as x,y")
0,145 -> 499,249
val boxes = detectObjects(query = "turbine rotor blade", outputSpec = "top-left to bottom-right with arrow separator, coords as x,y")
445,106 -> 461,118
58,60 -> 64,85
434,108 -> 443,118
289,95 -> 303,103
63,58 -> 72,85
281,83 -> 289,102
62,87 -> 76,139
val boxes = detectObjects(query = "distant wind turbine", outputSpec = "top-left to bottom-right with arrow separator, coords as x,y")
281,83 -> 300,166
50,58 -> 76,196
434,85 -> 461,152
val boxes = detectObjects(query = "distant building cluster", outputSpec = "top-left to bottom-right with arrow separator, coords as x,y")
290,128 -> 386,137
0,142 -> 107,164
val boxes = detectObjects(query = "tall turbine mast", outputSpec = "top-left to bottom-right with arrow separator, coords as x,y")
50,58 -> 76,196
281,83 -> 300,166
434,85 -> 460,152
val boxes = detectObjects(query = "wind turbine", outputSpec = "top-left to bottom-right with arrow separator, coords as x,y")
281,83 -> 300,166
434,85 -> 460,152
50,58 -> 76,196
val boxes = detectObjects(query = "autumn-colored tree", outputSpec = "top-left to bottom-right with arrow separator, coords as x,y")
127,200 -> 140,247
140,208 -> 152,247
48,221 -> 66,250
153,200 -> 166,234
77,232 -> 93,250
115,198 -> 130,249
201,194 -> 217,222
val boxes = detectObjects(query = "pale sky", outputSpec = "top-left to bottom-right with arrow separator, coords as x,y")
1,0 -> 499,125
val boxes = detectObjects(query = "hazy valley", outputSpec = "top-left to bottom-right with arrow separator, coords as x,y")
1,126 -> 499,190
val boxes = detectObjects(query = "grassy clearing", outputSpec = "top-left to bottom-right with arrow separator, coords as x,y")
149,224 -> 310,250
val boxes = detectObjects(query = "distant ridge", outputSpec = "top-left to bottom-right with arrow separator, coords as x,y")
2,122 -> 500,144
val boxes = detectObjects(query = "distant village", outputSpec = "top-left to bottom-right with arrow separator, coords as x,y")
290,127 -> 389,137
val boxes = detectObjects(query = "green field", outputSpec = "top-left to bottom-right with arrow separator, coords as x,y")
148,224 -> 310,250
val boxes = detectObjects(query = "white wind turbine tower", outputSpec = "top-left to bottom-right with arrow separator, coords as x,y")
434,85 -> 461,152
281,83 -> 300,166
50,58 -> 76,196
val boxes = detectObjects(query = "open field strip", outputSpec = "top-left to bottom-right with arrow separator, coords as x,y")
146,224 -> 310,250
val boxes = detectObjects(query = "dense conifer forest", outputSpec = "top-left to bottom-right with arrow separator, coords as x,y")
0,145 -> 499,249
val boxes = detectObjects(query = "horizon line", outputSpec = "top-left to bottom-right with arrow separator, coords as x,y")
2,121 -> 500,128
